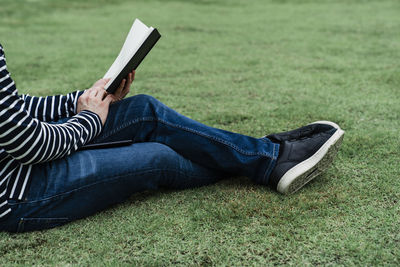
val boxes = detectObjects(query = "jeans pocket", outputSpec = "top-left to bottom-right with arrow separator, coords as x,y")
17,217 -> 70,233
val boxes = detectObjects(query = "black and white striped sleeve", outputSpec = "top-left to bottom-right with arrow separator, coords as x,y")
0,45 -> 102,165
20,91 -> 84,122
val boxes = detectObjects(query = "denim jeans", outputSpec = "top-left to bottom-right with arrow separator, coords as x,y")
0,94 -> 279,232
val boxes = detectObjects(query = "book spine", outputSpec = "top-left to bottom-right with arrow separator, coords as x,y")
106,29 -> 161,94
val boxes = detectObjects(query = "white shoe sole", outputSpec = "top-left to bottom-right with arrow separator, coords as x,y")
276,121 -> 345,195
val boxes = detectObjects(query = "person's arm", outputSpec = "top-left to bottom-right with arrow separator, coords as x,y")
20,91 -> 84,122
19,68 -> 135,122
0,44 -> 106,164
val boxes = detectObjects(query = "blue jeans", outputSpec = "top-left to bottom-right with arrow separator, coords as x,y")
0,95 -> 279,232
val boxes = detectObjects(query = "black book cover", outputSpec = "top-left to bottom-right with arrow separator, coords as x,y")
106,29 -> 161,94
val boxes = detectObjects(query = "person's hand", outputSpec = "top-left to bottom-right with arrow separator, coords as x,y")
108,70 -> 135,103
77,78 -> 114,125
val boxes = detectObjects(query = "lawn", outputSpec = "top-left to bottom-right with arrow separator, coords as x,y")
0,0 -> 399,265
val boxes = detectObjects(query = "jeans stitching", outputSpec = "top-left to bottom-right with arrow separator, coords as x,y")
97,117 -> 275,159
262,143 -> 279,184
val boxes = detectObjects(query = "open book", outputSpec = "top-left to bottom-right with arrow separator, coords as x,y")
103,19 -> 161,93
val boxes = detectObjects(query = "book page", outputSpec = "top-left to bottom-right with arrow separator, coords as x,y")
104,19 -> 152,88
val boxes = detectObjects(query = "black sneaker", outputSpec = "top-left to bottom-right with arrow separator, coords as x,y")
266,121 -> 345,194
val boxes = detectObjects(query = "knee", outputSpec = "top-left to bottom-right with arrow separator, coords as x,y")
124,94 -> 163,116
120,94 -> 157,106
130,94 -> 158,105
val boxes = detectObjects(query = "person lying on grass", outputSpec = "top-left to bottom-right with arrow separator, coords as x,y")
0,43 -> 344,232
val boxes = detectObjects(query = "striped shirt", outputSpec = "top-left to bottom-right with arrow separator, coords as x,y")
0,43 -> 103,221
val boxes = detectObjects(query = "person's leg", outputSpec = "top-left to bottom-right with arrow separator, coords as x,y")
92,94 -> 280,185
1,142 -> 224,233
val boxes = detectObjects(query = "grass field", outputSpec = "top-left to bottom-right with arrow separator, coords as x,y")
1,0 -> 399,265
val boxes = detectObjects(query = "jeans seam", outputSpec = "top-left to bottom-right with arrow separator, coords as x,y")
9,168 -> 215,205
97,117 -> 275,159
261,143 -> 279,184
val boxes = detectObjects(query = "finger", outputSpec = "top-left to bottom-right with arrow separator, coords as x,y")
109,94 -> 119,103
82,89 -> 91,97
99,88 -> 108,100
99,79 -> 110,90
126,73 -> 132,90
93,78 -> 109,88
94,85 -> 107,98
115,79 -> 126,97
103,94 -> 115,105
101,78 -> 110,85
90,87 -> 104,100
122,72 -> 134,96
124,73 -> 133,89
120,85 -> 130,98
89,88 -> 98,98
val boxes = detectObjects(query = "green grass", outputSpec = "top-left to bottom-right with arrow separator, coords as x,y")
1,0 -> 400,265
